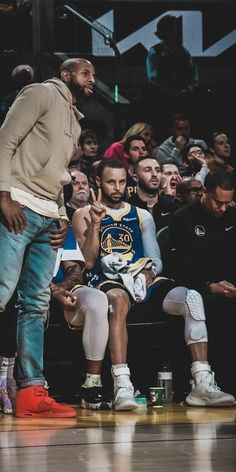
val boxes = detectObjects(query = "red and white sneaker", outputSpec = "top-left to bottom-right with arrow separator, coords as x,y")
15,385 -> 77,418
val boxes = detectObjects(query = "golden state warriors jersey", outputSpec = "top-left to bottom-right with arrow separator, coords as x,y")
86,203 -> 144,287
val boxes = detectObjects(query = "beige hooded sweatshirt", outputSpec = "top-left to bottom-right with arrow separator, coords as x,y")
0,78 -> 83,215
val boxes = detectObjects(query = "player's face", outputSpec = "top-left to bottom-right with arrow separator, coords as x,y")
203,186 -> 234,217
98,168 -> 127,206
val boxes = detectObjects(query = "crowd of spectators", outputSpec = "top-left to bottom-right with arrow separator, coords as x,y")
0,12 -> 235,416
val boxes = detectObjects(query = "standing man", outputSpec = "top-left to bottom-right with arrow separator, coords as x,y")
0,58 -> 96,417
73,160 -> 234,410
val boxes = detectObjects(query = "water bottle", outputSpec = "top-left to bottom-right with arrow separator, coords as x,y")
157,362 -> 173,403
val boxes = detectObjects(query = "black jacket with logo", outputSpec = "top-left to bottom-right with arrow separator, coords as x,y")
169,200 -> 236,294
128,192 -> 180,232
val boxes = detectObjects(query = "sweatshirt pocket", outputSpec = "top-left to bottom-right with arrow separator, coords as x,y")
31,155 -> 70,192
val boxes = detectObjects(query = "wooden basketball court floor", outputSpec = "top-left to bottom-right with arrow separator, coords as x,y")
1,403 -> 236,471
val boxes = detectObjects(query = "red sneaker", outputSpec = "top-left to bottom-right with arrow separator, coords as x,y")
15,386 -> 77,418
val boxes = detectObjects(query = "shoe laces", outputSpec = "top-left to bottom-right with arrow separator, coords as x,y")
193,371 -> 221,394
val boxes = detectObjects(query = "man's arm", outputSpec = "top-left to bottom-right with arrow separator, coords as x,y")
50,260 -> 84,309
140,209 -> 163,275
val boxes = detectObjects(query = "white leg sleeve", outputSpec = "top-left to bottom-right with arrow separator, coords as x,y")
162,286 -> 208,345
72,287 -> 109,361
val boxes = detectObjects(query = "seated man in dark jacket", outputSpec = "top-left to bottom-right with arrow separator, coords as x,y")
169,169 -> 236,396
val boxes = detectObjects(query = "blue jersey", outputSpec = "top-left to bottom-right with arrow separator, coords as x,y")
86,204 -> 144,287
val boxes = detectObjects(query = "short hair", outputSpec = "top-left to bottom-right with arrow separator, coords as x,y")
97,159 -> 126,178
60,58 -> 92,73
155,15 -> 177,40
80,129 -> 97,147
181,143 -> 206,163
11,64 -> 34,90
123,134 -> 147,153
204,170 -> 234,192
176,177 -> 202,196
160,159 -> 179,172
172,112 -> 190,125
133,156 -> 157,172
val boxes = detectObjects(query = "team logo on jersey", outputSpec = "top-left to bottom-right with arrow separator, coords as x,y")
101,226 -> 133,255
194,225 -> 205,236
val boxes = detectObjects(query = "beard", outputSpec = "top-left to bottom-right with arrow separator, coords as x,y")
138,179 -> 159,195
101,186 -> 124,205
72,193 -> 89,205
67,79 -> 92,102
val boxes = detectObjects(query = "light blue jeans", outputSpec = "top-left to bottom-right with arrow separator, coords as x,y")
0,207 -> 57,387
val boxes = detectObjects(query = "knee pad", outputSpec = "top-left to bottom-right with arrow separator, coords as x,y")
184,290 -> 208,345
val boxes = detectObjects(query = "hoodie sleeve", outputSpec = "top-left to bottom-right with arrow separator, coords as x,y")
0,83 -> 49,192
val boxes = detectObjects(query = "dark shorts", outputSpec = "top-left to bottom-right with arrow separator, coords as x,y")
97,277 -> 177,323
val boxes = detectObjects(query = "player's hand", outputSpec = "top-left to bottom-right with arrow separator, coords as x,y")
141,269 -> 155,289
51,286 -> 77,309
89,188 -> 106,226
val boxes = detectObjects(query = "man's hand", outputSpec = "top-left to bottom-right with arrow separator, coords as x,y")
51,285 -> 78,310
141,269 -> 155,289
209,280 -> 236,298
174,135 -> 188,152
50,219 -> 69,250
0,191 -> 26,234
89,188 -> 106,227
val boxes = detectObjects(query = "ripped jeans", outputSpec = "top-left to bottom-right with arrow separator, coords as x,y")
0,207 -> 57,388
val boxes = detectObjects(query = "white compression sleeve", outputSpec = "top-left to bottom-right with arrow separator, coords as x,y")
74,287 -> 109,361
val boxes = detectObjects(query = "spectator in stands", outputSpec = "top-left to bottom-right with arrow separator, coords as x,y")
66,170 -> 90,221
156,113 -> 207,175
169,170 -> 236,396
160,161 -> 182,199
123,134 -> 148,199
129,157 -> 180,231
206,131 -> 235,175
0,57 -> 96,418
50,226 -> 111,410
72,159 -> 234,410
175,177 -> 204,205
181,143 -> 210,183
79,129 -> 99,178
0,63 -> 34,124
146,15 -> 199,125
104,122 -> 153,170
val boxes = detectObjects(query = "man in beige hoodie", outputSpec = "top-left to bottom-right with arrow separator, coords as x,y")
0,58 -> 96,417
